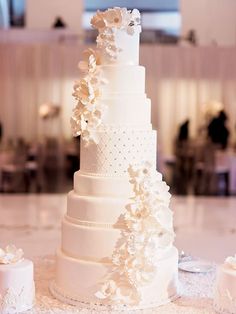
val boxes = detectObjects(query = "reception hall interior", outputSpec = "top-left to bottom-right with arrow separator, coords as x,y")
0,0 -> 236,313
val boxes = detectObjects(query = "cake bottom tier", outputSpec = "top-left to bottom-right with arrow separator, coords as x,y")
52,247 -> 179,309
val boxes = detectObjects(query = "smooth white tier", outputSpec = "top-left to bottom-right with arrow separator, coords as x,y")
74,171 -> 132,197
99,26 -> 141,65
214,264 -> 236,314
61,216 -> 171,262
61,216 -> 122,261
0,259 -> 35,313
80,129 -> 157,176
54,246 -> 178,308
67,191 -> 127,225
100,96 -> 151,127
99,65 -> 145,95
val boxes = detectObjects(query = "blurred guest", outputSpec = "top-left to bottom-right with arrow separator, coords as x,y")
185,29 -> 197,45
53,16 -> 66,28
207,110 -> 229,149
178,119 -> 189,142
174,119 -> 193,190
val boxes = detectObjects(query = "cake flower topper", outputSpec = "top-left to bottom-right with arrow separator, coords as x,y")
225,254 -> 236,270
95,161 -> 175,304
91,7 -> 141,60
91,7 -> 141,34
71,48 -> 107,145
0,245 -> 24,264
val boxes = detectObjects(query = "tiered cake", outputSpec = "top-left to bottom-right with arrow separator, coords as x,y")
51,7 -> 178,309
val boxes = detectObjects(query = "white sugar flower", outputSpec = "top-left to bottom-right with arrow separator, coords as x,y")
225,255 -> 236,270
131,9 -> 141,25
154,206 -> 173,229
120,8 -> 132,26
91,10 -> 106,29
126,256 -> 155,285
78,48 -> 100,73
95,280 -> 118,299
82,127 -> 99,146
70,115 -> 87,137
155,230 -> 175,249
0,245 -> 24,264
127,234 -> 145,255
125,202 -> 149,222
73,78 -> 100,105
103,8 -> 123,28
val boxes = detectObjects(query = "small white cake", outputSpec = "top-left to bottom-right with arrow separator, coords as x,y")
0,245 -> 35,313
214,255 -> 236,314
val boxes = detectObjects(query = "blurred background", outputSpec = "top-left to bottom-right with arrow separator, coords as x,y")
1,0 -> 236,195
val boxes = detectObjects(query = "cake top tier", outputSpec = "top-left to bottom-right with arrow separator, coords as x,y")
91,7 -> 141,65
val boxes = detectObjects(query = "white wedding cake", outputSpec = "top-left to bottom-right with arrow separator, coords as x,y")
51,7 -> 178,310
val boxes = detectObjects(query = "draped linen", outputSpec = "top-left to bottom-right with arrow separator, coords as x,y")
0,43 -> 236,155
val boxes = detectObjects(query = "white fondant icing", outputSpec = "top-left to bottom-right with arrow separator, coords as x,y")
99,65 -> 145,95
100,96 -> 151,127
67,191 -> 127,224
55,247 -> 178,307
61,216 -> 122,261
74,171 -> 132,197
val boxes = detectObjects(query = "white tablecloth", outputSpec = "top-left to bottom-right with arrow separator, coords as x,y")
31,255 -> 216,314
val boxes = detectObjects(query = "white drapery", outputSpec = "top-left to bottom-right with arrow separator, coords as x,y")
0,43 -> 236,155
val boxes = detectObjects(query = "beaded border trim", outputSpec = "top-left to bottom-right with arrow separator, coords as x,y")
50,280 -> 179,311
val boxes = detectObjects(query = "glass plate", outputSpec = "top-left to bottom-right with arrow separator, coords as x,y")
178,260 -> 214,273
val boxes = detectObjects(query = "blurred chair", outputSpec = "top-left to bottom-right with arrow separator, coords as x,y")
24,143 -> 44,192
193,143 -> 230,195
0,139 -> 28,192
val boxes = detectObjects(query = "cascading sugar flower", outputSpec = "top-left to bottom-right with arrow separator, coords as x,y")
0,245 -> 24,264
95,161 -> 175,305
71,46 -> 107,145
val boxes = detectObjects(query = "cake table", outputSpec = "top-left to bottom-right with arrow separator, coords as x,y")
30,255 -> 216,313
